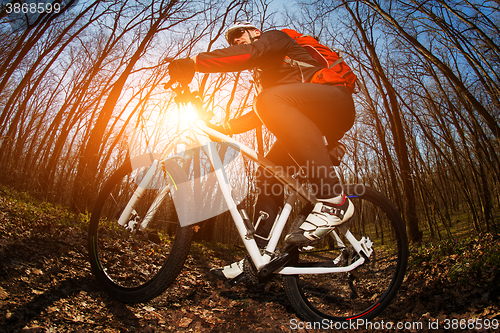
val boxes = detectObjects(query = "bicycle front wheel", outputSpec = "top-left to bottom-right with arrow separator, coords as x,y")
88,154 -> 193,303
283,184 -> 408,323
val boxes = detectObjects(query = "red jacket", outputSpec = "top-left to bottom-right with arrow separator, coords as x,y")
196,30 -> 323,90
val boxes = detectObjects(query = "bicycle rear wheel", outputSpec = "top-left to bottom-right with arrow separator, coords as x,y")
88,154 -> 193,303
283,184 -> 408,323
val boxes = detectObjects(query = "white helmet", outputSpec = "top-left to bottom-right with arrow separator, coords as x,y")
225,21 -> 258,45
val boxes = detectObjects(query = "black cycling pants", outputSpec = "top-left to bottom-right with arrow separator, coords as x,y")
252,83 -> 355,243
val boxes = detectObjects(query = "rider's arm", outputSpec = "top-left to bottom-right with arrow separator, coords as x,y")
191,32 -> 291,133
227,111 -> 262,134
193,30 -> 291,73
208,111 -> 262,135
191,30 -> 321,87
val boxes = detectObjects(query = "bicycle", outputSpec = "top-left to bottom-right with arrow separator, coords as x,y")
87,83 -> 409,323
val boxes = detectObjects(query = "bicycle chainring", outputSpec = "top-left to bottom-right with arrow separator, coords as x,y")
243,255 -> 260,285
339,246 -> 359,266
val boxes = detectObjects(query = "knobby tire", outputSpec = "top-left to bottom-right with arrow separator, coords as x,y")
87,154 -> 193,303
283,184 -> 409,323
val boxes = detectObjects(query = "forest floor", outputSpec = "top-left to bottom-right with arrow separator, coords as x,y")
0,185 -> 499,332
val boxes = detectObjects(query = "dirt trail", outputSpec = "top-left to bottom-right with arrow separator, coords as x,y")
0,193 -> 499,332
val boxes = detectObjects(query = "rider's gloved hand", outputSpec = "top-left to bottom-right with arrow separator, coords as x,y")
168,58 -> 196,85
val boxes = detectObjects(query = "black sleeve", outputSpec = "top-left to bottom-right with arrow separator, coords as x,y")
228,111 -> 262,134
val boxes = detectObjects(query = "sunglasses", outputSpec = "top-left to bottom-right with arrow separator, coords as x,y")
229,28 -> 247,45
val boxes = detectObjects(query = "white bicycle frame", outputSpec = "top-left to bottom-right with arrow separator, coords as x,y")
118,114 -> 373,275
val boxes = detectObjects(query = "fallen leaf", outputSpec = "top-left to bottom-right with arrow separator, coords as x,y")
179,317 -> 193,328
0,287 -> 8,299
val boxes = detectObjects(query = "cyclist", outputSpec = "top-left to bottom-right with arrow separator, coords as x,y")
168,22 -> 356,280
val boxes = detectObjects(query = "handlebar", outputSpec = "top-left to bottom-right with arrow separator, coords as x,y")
165,56 -> 214,124
165,81 -> 214,123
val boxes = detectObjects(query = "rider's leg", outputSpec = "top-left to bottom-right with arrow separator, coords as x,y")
210,84 -> 356,280
210,144 -> 294,280
253,167 -> 282,247
253,83 -> 356,245
253,142 -> 296,247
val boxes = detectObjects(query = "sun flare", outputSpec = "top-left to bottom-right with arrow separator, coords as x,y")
178,103 -> 199,125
